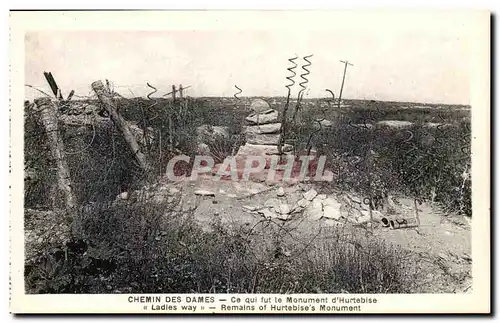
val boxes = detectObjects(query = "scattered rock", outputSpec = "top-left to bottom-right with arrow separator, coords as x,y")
169,187 -> 180,194
277,213 -> 292,221
259,208 -> 276,219
277,204 -> 291,215
296,198 -> 310,208
317,194 -> 327,200
194,189 -> 216,197
322,197 -> 343,220
264,198 -> 281,210
277,187 -> 285,197
242,205 -> 259,212
304,198 -> 324,220
117,191 -> 129,200
376,120 -> 413,128
322,218 -> 345,228
303,188 -> 318,201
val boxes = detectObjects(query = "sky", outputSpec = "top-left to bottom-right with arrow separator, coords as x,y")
24,13 -> 477,105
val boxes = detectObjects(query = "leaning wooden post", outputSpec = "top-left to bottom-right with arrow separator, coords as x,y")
91,80 -> 151,171
34,97 -> 76,209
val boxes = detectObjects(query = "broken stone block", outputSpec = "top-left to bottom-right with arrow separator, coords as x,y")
304,198 -> 324,220
246,133 -> 281,145
277,203 -> 291,215
303,188 -> 318,201
322,197 -> 343,220
277,187 -> 285,197
277,213 -> 292,221
245,109 -> 279,125
242,205 -> 259,212
194,189 -> 215,197
264,198 -> 281,210
244,123 -> 282,135
259,208 -> 276,219
322,218 -> 345,228
296,198 -> 311,208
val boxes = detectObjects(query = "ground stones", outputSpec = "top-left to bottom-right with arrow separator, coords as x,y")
303,188 -> 318,201
321,197 -> 343,220
194,189 -> 216,197
246,185 -> 387,228
304,198 -> 323,220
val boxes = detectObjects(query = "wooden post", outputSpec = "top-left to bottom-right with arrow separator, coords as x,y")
91,80 -> 151,171
179,84 -> 184,100
43,71 -> 63,100
34,97 -> 76,209
172,85 -> 177,102
338,60 -> 353,108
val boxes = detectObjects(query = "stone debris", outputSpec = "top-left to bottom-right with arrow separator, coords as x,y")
321,197 -> 343,220
304,198 -> 324,221
276,212 -> 292,221
276,187 -> 285,197
376,120 -> 413,128
296,198 -> 311,208
322,218 -> 345,228
303,188 -> 318,201
194,189 -> 216,197
242,205 -> 259,212
277,204 -> 291,215
264,198 -> 281,210
259,208 -> 276,219
117,191 -> 129,200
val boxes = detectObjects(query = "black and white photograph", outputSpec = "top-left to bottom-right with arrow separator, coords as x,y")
9,10 -> 490,314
